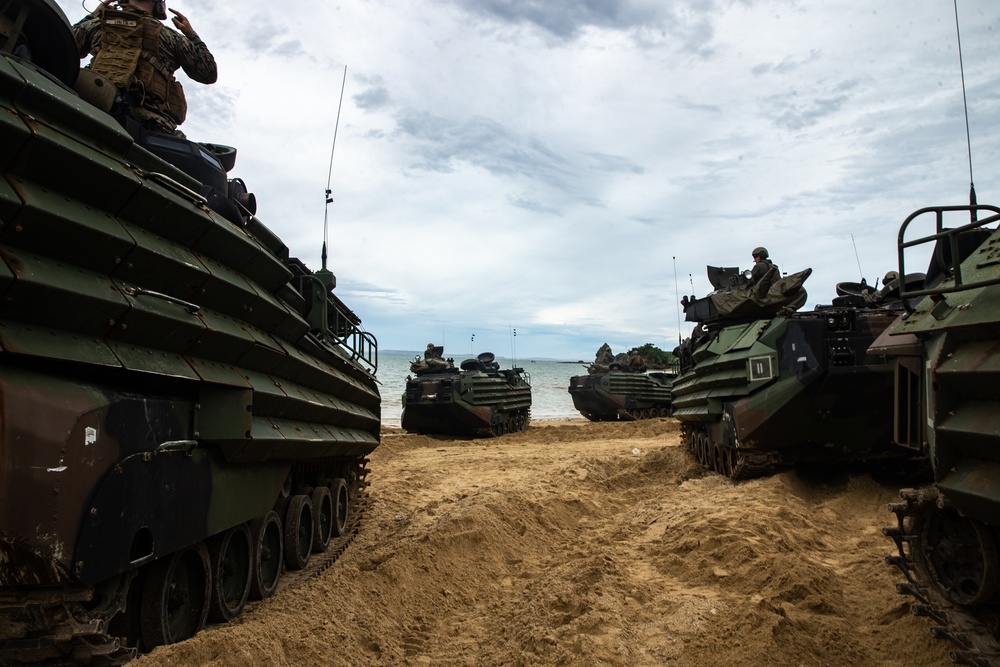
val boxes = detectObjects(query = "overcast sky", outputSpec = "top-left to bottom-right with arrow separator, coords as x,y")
58,0 -> 1000,361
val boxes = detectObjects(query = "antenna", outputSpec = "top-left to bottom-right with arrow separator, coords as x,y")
509,325 -> 517,367
850,234 -> 864,282
953,0 -> 977,221
321,65 -> 348,275
689,273 -> 694,294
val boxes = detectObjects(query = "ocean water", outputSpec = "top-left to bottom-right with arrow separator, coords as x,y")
375,352 -> 590,427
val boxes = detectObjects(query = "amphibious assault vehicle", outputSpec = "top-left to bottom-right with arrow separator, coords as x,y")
568,369 -> 674,421
0,1 -> 379,663
401,350 -> 531,437
671,263 -> 917,479
876,204 -> 1000,665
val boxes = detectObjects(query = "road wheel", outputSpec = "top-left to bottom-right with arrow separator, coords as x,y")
722,448 -> 736,478
284,494 -> 313,570
139,543 -> 211,650
311,486 -> 334,553
248,511 -> 282,600
696,433 -> 708,465
207,524 -> 253,623
711,444 -> 721,473
916,506 -> 1000,605
330,478 -> 350,537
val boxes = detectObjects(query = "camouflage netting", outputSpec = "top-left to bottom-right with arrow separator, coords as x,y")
410,357 -> 452,374
710,268 -> 812,319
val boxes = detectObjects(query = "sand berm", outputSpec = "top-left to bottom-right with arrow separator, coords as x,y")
137,419 -> 949,666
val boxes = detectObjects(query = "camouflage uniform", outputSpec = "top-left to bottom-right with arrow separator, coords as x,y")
73,4 -> 216,134
750,258 -> 777,285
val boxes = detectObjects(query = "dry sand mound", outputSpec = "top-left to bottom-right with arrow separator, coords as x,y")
137,419 -> 948,666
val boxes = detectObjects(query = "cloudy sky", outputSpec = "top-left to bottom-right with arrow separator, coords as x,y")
57,0 -> 1000,361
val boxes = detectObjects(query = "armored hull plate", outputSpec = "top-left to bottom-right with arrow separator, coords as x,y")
0,2 -> 380,660
568,370 -> 674,421
401,366 -> 531,437
673,307 -> 914,477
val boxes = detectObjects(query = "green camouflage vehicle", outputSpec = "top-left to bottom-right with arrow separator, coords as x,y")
402,350 -> 531,437
877,204 -> 1000,665
568,369 -> 674,421
0,1 -> 379,663
671,264 -> 917,479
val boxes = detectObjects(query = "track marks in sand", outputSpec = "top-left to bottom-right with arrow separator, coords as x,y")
136,420 -> 949,667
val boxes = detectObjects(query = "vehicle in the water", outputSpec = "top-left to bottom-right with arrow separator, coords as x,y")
401,349 -> 531,437
0,1 -> 380,663
670,263 -> 920,479
876,203 -> 1000,666
568,348 -> 674,421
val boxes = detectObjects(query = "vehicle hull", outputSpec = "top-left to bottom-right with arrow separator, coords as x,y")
568,370 -> 673,421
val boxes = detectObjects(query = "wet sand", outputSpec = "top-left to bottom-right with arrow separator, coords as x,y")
137,419 -> 948,666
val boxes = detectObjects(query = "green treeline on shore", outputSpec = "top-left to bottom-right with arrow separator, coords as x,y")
629,343 -> 678,368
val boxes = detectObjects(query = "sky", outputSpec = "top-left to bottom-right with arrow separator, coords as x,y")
56,0 -> 1000,361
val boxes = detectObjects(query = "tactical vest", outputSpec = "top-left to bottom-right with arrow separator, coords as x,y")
89,7 -> 187,125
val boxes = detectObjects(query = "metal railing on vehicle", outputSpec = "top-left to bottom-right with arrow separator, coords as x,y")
896,204 -> 1000,312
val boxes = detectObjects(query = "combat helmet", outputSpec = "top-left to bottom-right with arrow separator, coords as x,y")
752,247 -> 769,259
122,0 -> 168,20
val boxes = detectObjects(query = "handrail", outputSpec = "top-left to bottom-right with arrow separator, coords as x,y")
144,170 -> 209,208
324,302 -> 378,374
123,286 -> 201,314
295,274 -> 378,374
897,205 -> 1000,312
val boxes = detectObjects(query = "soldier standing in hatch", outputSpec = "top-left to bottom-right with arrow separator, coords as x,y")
749,247 -> 778,286
73,0 -> 217,135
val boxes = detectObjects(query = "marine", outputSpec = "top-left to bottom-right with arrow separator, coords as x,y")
72,0 -> 217,134
749,246 -> 778,287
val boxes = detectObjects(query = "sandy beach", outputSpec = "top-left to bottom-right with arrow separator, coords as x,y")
135,418 -> 948,666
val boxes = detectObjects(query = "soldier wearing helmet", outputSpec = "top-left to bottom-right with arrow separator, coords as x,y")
750,247 -> 778,286
72,0 -> 217,135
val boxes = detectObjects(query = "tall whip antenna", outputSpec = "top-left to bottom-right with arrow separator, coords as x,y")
322,65 -> 348,271
953,0 -> 977,220
850,234 -> 864,282
509,325 -> 517,368
673,256 -> 682,346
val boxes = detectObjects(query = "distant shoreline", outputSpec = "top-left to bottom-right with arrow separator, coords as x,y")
380,350 -> 585,364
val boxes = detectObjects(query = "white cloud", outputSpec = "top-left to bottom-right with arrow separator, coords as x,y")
54,0 -> 1000,359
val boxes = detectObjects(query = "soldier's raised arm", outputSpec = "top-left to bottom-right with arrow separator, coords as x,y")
168,7 -> 217,84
